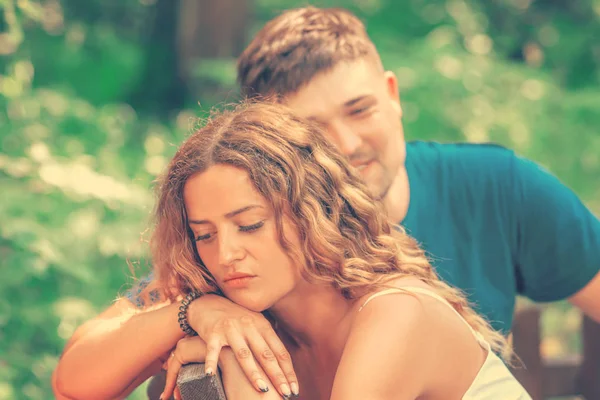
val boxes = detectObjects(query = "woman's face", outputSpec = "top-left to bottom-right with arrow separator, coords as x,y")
183,164 -> 302,311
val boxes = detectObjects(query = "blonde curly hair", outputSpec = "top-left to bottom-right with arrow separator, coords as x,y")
150,100 -> 513,361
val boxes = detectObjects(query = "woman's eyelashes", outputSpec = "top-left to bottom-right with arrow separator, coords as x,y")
239,220 -> 265,232
194,220 -> 265,242
195,232 -> 213,242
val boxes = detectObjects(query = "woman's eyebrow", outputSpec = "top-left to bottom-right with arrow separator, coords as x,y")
188,205 -> 264,225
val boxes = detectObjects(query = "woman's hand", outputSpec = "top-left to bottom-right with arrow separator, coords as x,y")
188,294 -> 298,397
161,336 -> 286,400
161,336 -> 207,400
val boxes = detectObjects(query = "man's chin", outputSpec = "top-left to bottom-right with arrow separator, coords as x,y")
365,174 -> 393,201
359,163 -> 388,198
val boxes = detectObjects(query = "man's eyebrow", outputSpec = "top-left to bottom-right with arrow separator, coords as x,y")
188,205 -> 263,225
343,95 -> 374,107
305,95 -> 375,122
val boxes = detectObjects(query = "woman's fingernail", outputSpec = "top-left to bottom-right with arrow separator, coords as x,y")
159,392 -> 164,400
205,367 -> 214,376
291,382 -> 300,396
280,383 -> 291,397
257,378 -> 269,392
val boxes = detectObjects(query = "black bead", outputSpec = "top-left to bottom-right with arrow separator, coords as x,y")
177,292 -> 202,336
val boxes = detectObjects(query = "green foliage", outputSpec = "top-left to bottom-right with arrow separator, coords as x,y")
0,84 -> 167,399
1,0 -> 598,398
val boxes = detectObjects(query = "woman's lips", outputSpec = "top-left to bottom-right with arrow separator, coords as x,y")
224,276 -> 255,288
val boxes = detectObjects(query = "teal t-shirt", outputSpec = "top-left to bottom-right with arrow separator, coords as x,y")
402,141 -> 600,333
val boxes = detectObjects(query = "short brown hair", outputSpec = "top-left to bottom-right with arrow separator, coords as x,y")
237,7 -> 382,98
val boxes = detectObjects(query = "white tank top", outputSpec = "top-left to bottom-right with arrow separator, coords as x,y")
360,287 -> 532,400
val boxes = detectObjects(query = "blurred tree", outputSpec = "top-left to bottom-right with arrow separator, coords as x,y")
473,0 -> 600,89
126,0 -> 186,118
128,0 -> 252,117
178,0 -> 251,81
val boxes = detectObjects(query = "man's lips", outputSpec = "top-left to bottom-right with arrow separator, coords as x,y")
352,159 -> 374,171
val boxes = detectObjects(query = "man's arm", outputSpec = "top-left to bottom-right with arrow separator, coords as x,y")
53,294 -> 184,399
569,271 -> 600,322
510,154 -> 600,320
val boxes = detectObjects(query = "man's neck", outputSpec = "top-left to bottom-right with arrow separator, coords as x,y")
382,165 -> 410,223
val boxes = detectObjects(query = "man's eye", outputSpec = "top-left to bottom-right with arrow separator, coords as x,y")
349,105 -> 370,116
239,221 -> 264,232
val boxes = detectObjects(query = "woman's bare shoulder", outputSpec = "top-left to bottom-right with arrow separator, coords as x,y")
354,277 -> 432,310
344,278 -> 486,398
336,281 -> 446,398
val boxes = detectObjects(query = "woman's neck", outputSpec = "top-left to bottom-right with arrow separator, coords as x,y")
268,282 -> 356,349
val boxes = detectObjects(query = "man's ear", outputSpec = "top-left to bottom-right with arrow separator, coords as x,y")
384,70 -> 402,117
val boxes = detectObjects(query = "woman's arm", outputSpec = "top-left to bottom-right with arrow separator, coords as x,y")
52,295 -> 185,400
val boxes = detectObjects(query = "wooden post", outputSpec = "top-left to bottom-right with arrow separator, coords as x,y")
579,316 -> 600,399
510,305 -> 543,400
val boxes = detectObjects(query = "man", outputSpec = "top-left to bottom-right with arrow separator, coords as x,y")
236,6 -> 600,333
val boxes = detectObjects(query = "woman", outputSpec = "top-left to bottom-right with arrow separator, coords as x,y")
148,101 -> 531,400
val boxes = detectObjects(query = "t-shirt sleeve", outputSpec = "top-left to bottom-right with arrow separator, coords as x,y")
123,273 -> 162,308
511,155 -> 600,302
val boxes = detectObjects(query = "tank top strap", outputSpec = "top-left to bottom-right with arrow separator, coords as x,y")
359,286 -> 487,346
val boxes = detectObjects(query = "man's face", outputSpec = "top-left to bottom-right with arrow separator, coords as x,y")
284,59 -> 406,200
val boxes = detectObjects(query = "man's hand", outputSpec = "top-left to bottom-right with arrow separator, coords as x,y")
187,294 -> 298,398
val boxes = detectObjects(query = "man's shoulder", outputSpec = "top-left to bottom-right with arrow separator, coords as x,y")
406,140 -> 517,181
407,140 -> 515,160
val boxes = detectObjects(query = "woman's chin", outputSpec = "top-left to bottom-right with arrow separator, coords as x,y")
228,295 -> 270,313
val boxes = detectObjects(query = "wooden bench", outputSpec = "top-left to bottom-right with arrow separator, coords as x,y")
509,305 -> 600,399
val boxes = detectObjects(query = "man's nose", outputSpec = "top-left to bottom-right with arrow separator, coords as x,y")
327,121 -> 362,156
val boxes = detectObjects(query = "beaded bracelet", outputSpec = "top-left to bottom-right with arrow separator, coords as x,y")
178,291 -> 201,336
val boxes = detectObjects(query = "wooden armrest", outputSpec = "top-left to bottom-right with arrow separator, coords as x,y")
147,363 -> 227,400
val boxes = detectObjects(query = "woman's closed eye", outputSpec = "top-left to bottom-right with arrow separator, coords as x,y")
194,221 -> 265,242
195,232 -> 213,242
239,220 -> 265,232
